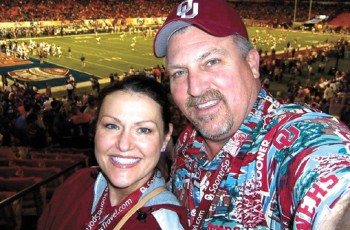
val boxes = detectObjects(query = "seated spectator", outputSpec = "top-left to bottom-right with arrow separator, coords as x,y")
83,95 -> 98,120
69,105 -> 93,148
70,105 -> 92,125
26,111 -> 47,149
329,92 -> 346,120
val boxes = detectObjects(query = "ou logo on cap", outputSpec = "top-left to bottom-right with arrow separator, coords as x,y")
176,0 -> 199,19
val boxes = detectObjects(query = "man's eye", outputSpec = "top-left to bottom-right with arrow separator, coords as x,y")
207,59 -> 219,66
171,70 -> 185,79
138,127 -> 151,134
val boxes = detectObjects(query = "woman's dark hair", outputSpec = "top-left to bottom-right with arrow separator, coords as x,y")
96,75 -> 171,133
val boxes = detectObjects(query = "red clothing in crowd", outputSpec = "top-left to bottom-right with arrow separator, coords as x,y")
70,112 -> 92,124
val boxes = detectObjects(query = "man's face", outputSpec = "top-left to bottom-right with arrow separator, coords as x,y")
166,26 -> 260,144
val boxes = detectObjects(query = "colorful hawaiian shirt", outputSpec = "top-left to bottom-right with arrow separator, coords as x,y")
170,88 -> 350,229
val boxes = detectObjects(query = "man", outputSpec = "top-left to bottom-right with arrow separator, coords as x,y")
66,74 -> 76,101
153,0 -> 350,229
57,45 -> 62,58
68,47 -> 72,58
81,55 -> 86,67
89,75 -> 100,96
69,105 -> 93,148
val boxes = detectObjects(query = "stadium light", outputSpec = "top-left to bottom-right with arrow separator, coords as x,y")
308,0 -> 313,20
293,0 -> 297,24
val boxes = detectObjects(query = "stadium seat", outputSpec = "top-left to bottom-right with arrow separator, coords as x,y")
0,191 -> 21,230
0,159 -> 13,167
54,152 -> 88,166
0,147 -> 17,160
0,176 -> 45,218
21,166 -> 63,202
0,176 -> 43,194
0,166 -> 22,178
43,159 -> 75,170
28,152 -> 60,160
12,159 -> 45,168
28,151 -> 88,166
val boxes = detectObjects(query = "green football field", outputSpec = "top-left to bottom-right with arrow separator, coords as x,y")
19,27 -> 346,81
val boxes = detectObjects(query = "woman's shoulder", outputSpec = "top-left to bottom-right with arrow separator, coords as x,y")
38,167 -> 99,229
67,166 -> 99,179
125,203 -> 189,230
145,189 -> 181,206
58,167 -> 99,191
142,188 -> 189,229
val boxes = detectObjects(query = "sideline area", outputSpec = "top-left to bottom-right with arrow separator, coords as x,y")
1,52 -> 107,95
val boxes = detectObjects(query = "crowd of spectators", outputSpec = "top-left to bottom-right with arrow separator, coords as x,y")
0,0 -> 349,151
234,1 -> 346,27
259,36 -> 350,128
0,64 -> 189,151
0,0 -> 176,22
0,1 -> 349,40
1,43 -> 349,150
0,78 -> 96,150
0,0 -> 347,23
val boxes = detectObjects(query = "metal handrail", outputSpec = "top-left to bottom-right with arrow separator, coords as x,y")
0,161 -> 84,209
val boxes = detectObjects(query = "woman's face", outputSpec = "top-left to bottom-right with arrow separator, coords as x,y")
95,90 -> 172,195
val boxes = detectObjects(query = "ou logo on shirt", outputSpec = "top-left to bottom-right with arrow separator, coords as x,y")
273,126 -> 300,150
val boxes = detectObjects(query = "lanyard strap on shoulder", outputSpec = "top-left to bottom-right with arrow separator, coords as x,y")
113,187 -> 167,230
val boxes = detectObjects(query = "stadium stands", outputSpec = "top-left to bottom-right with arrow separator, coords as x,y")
328,13 -> 350,27
0,0 -> 174,22
0,0 -> 349,33
0,176 -> 43,229
0,147 -> 89,229
0,191 -> 18,229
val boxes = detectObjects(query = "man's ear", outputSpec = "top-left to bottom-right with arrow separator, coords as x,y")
246,49 -> 260,79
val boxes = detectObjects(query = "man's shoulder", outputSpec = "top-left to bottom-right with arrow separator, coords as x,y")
271,103 -> 334,125
267,103 -> 349,140
246,101 -> 350,164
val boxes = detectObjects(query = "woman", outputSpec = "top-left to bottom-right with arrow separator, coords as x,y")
38,75 -> 189,229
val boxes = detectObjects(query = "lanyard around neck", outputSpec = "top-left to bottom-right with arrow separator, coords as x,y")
188,112 -> 301,229
85,171 -> 157,230
190,152 -> 233,229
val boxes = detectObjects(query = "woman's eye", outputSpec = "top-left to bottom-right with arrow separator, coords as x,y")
138,127 -> 151,134
106,124 -> 118,130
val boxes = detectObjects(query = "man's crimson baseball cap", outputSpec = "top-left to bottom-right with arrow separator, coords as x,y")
153,0 -> 248,58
